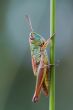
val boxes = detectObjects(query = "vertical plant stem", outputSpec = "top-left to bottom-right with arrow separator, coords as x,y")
49,0 -> 55,110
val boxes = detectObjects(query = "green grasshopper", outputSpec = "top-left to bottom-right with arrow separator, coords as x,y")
25,15 -> 55,103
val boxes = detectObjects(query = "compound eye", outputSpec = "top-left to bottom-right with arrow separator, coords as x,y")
30,33 -> 34,40
30,37 -> 34,40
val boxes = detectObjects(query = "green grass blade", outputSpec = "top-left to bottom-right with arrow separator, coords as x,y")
49,0 -> 56,110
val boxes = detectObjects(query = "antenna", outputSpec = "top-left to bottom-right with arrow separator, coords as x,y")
25,15 -> 33,32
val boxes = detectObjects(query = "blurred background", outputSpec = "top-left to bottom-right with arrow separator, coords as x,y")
0,0 -> 73,110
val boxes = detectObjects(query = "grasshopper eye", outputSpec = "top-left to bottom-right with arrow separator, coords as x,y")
29,32 -> 35,40
30,37 -> 34,40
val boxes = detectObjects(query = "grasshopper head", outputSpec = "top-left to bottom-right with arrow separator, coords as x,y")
29,32 -> 41,46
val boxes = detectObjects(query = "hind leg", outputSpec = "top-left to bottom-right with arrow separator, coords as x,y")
32,67 -> 46,103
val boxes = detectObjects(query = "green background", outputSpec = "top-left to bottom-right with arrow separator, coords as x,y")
0,0 -> 73,110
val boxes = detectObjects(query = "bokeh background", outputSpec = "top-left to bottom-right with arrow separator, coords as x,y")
0,0 -> 73,110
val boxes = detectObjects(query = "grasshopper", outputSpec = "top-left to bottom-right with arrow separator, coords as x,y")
25,15 -> 55,103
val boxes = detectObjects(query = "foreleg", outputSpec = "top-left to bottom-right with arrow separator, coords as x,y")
41,33 -> 55,50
